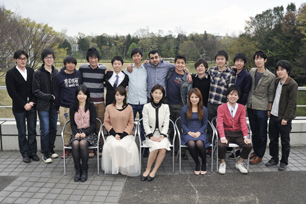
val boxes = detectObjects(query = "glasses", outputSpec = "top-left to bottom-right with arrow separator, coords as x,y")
44,57 -> 54,60
18,58 -> 27,61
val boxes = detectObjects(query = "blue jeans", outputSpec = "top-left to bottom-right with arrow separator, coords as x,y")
38,107 -> 58,155
247,108 -> 268,158
13,107 -> 37,157
130,104 -> 145,141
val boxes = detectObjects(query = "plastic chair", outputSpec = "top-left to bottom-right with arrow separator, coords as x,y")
61,118 -> 102,176
211,116 -> 252,172
174,117 -> 217,173
136,118 -> 176,174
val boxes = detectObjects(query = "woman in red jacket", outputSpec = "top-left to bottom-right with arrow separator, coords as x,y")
217,85 -> 252,175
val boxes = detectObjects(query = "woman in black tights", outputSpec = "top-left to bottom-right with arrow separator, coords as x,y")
69,85 -> 97,182
180,88 -> 210,175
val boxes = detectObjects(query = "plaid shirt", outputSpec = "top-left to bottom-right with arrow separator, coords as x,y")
208,66 -> 236,105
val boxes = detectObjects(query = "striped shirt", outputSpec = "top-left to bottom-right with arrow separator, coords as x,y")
79,64 -> 107,103
208,66 -> 236,105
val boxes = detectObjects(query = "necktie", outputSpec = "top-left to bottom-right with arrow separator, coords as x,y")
113,75 -> 119,88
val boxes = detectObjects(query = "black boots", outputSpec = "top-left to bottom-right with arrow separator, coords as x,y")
74,167 -> 81,182
81,164 -> 88,182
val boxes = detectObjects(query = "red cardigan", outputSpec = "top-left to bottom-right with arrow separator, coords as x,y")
216,103 -> 248,139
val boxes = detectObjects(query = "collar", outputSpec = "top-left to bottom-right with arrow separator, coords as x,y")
16,65 -> 27,72
195,73 -> 208,79
227,102 -> 238,111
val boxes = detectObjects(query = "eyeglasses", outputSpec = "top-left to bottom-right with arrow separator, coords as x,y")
44,57 -> 54,60
18,58 -> 27,61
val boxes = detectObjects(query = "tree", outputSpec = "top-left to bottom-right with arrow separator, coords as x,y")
58,39 -> 72,55
77,33 -> 90,56
178,41 -> 199,61
126,42 -> 138,59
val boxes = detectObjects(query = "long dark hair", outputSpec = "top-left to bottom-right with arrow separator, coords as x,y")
149,84 -> 165,103
187,88 -> 204,120
72,85 -> 92,111
112,86 -> 128,109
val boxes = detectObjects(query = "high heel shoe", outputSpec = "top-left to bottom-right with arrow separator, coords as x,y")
194,170 -> 200,175
147,175 -> 155,181
200,170 -> 207,175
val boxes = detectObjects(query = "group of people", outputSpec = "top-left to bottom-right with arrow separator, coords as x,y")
6,46 -> 298,182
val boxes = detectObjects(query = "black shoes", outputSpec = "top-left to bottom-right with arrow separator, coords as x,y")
141,175 -> 147,181
181,153 -> 188,160
23,156 -> 30,163
265,159 -> 278,167
278,162 -> 287,171
81,165 -> 88,182
30,155 -> 40,161
147,175 -> 155,181
74,169 -> 81,182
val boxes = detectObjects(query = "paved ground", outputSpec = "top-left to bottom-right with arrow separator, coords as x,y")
0,147 -> 306,203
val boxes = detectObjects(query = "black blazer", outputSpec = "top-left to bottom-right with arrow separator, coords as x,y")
104,71 -> 129,106
5,66 -> 36,113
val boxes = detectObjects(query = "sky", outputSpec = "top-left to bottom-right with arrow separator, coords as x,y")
1,0 -> 305,37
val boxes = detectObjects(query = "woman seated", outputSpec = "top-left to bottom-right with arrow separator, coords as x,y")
102,86 -> 140,176
69,85 -> 98,182
217,85 -> 253,175
181,88 -> 210,175
141,84 -> 170,182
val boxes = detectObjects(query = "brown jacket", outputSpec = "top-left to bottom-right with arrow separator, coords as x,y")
273,76 -> 298,121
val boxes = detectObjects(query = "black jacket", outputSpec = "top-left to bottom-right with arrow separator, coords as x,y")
6,66 -> 36,113
104,71 -> 129,106
32,65 -> 58,111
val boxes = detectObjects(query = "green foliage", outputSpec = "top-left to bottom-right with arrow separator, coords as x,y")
126,43 -> 138,59
178,41 -> 199,61
58,39 -> 72,55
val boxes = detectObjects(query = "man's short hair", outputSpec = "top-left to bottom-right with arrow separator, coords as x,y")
194,58 -> 208,69
275,60 -> 291,75
215,50 -> 228,61
63,56 -> 77,65
14,50 -> 28,59
111,56 -> 124,65
148,49 -> 160,58
174,55 -> 186,63
86,47 -> 101,62
253,50 -> 267,60
233,53 -> 247,64
226,85 -> 241,98
131,48 -> 143,58
41,49 -> 55,61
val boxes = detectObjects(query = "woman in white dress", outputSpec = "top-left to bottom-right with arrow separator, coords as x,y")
141,84 -> 170,181
102,86 -> 140,176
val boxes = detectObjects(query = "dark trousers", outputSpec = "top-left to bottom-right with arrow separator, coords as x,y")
269,114 -> 291,165
218,131 -> 253,160
130,104 -> 145,141
247,108 -> 268,158
13,108 -> 37,157
169,103 -> 184,154
207,102 -> 220,143
38,107 -> 58,155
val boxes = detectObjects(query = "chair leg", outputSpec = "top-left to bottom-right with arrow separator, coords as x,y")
211,146 -> 213,173
63,148 -> 67,176
96,148 -> 99,175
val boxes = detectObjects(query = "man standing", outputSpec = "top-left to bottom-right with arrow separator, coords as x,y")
247,51 -> 275,164
79,47 -> 107,157
265,60 -> 298,171
207,50 -> 236,142
6,50 -> 39,163
166,55 -> 192,159
124,48 -> 147,141
54,56 -> 82,158
33,49 -> 58,163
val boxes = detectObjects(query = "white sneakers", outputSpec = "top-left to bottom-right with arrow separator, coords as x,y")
42,155 -> 52,164
50,152 -> 58,159
235,162 -> 248,174
219,162 -> 248,174
219,163 -> 226,174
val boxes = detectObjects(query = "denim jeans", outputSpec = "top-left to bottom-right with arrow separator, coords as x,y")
269,114 -> 291,165
169,103 -> 184,154
247,108 -> 268,158
38,107 -> 58,155
13,107 -> 37,157
130,104 -> 145,141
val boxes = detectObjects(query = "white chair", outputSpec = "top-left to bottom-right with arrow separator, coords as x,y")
136,118 -> 176,174
174,117 -> 218,173
61,118 -> 102,176
211,116 -> 252,172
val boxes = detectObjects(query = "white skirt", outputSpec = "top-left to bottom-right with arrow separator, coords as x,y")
101,135 -> 140,177
145,129 -> 171,152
